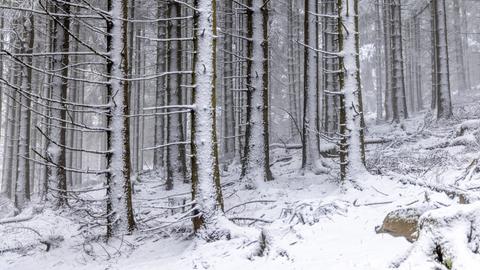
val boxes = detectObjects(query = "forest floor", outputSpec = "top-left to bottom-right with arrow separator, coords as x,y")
1,92 -> 480,270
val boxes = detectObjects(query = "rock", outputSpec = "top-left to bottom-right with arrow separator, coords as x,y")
376,207 -> 427,242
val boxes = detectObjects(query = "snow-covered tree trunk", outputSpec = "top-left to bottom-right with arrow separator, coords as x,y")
413,16 -> 424,112
15,15 -> 35,210
221,0 -> 236,162
390,0 -> 408,121
382,0 -> 393,121
1,91 -> 14,199
191,0 -> 225,234
374,0 -> 384,121
70,7 -> 84,186
153,2 -> 167,171
339,0 -> 366,181
321,0 -> 340,134
404,21 -> 413,114
261,3 -> 273,182
459,0 -> 471,91
11,72 -> 21,201
0,14 -> 3,151
133,22 -> 145,175
1,39 -> 21,200
452,0 -> 469,92
294,5 -> 303,128
105,0 -> 135,237
16,68 -> 31,210
241,0 -> 273,187
47,1 -> 70,207
287,1 -> 298,138
166,1 -> 187,189
302,0 -> 322,173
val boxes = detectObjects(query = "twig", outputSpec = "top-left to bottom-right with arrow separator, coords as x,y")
229,217 -> 273,224
225,200 -> 276,213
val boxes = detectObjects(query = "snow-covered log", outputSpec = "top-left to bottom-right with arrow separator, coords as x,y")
395,203 -> 480,270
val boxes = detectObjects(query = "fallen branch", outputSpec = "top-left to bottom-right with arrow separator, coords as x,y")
353,199 -> 394,207
225,200 -> 276,213
229,217 -> 273,224
393,174 -> 479,203
0,215 -> 34,225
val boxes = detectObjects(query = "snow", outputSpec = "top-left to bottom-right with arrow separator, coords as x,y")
2,0 -> 480,268
4,93 -> 480,270
0,170 -> 418,270
5,95 -> 480,269
397,203 -> 480,270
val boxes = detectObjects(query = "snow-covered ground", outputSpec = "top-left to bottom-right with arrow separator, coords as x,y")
2,93 -> 480,270
0,174 -> 417,270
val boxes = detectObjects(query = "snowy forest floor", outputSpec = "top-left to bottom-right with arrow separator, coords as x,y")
2,92 -> 480,269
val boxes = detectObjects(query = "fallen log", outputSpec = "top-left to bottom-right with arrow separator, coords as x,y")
0,215 -> 34,225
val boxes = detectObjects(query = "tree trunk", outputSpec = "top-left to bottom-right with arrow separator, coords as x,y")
339,0 -> 366,180
432,0 -> 452,119
166,1 -> 187,190
452,0 -> 469,92
105,0 -> 135,237
191,0 -> 224,234
241,0 -> 273,186
47,1 -> 70,207
302,0 -> 322,173
15,14 -> 35,210
153,2 -> 167,171
374,0 -> 384,121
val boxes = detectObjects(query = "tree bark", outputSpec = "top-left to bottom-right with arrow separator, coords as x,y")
191,0 -> 224,233
105,0 -> 135,237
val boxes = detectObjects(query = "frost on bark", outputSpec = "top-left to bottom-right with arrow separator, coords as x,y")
105,0 -> 135,237
241,0 -> 273,187
338,0 -> 366,181
191,0 -> 225,236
